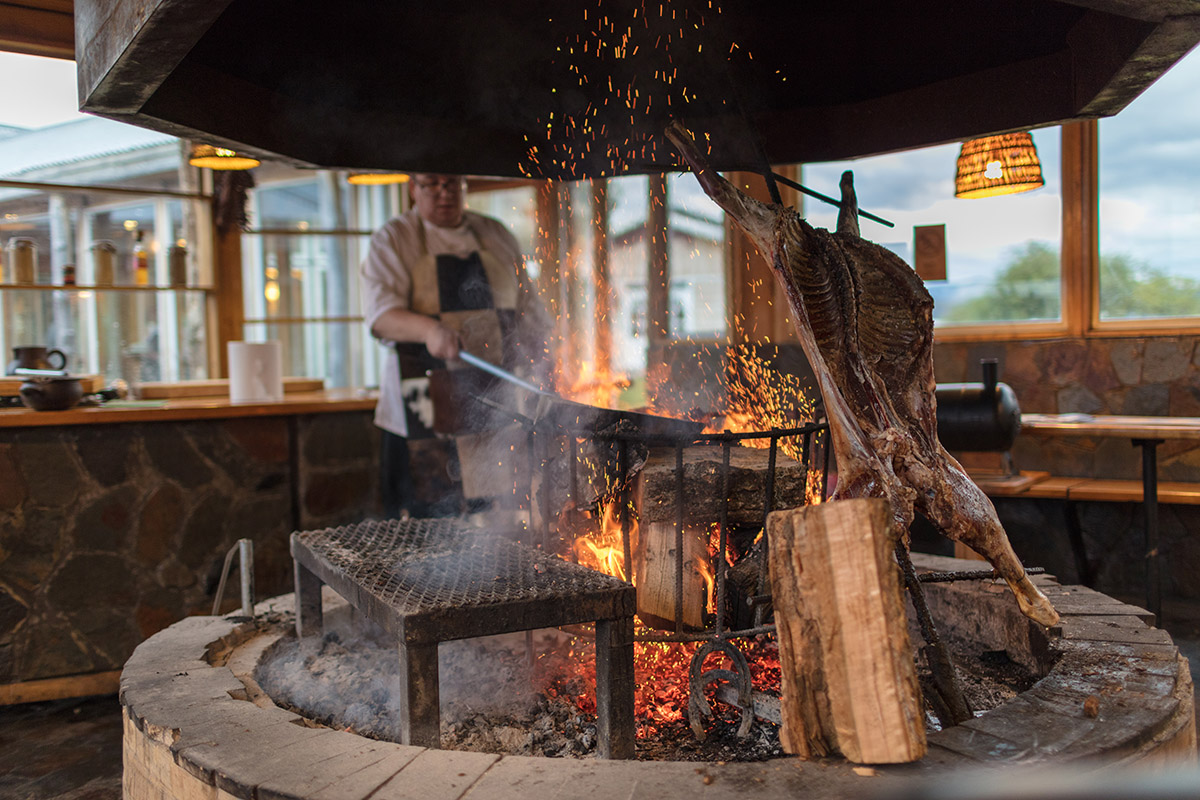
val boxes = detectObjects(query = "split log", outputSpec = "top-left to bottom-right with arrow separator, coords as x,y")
635,444 -> 814,527
634,521 -> 708,631
767,498 -> 926,764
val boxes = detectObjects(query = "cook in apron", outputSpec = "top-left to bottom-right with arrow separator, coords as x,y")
394,220 -> 525,502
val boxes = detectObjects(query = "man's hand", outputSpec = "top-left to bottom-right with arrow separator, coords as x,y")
371,309 -> 462,361
424,323 -> 461,361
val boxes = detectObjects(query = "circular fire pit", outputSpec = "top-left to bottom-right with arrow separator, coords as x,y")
121,555 -> 1196,799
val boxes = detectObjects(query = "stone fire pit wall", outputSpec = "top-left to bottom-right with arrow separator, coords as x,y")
120,556 -> 1196,800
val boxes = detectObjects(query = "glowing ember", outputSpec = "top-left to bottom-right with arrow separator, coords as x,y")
543,626 -> 781,737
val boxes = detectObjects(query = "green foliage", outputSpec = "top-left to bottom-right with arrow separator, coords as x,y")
1099,252 -> 1200,320
946,242 -> 1060,322
944,241 -> 1200,322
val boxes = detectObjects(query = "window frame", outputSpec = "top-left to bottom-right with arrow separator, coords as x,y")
933,121 -> 1200,344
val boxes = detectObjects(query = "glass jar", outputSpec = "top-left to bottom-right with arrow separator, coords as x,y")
5,237 -> 36,284
91,240 -> 117,286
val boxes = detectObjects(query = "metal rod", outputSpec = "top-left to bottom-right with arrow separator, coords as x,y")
636,624 -> 777,644
619,439 -> 632,583
715,441 -> 731,635
674,441 -> 685,635
895,543 -> 972,726
800,429 -> 812,501
569,436 -> 579,511
538,428 -> 551,550
238,538 -> 255,617
525,427 -> 536,522
754,435 -> 779,628
212,538 -> 255,617
916,566 -> 1045,584
721,61 -> 781,205
820,429 -> 832,502
770,172 -> 895,228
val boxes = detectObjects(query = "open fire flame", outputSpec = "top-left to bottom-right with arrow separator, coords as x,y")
564,488 -> 781,737
542,235 -> 815,738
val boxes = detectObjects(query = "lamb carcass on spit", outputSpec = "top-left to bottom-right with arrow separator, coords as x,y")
665,121 -> 1058,628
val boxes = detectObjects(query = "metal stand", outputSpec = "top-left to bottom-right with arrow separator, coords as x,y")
1133,438 -> 1164,624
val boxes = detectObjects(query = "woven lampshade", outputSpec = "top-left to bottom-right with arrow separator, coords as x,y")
188,144 -> 260,170
954,133 -> 1044,199
346,172 -> 410,185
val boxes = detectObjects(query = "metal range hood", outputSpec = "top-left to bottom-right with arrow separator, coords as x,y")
75,0 -> 1200,179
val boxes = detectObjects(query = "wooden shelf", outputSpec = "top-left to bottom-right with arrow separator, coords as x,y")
0,283 -> 213,292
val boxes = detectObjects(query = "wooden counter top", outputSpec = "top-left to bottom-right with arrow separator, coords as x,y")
0,389 -> 377,428
1021,413 -> 1200,441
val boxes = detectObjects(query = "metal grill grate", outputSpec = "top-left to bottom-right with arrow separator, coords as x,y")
291,516 -> 638,757
294,518 -> 629,615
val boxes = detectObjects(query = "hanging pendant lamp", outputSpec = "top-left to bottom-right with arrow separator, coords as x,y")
954,133 -> 1044,199
346,172 -> 410,185
189,144 -> 260,170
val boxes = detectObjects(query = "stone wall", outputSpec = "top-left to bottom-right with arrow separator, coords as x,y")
934,335 -> 1200,481
0,411 -> 380,685
933,335 -> 1200,603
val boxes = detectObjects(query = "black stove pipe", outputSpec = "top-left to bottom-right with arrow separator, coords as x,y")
935,359 -> 1021,452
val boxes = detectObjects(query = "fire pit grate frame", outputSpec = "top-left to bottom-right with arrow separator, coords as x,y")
290,518 -> 638,757
548,420 -> 832,737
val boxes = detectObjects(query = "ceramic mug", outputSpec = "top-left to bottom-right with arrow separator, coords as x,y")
6,346 -> 67,375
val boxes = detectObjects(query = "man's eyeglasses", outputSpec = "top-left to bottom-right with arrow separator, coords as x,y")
415,178 -> 464,192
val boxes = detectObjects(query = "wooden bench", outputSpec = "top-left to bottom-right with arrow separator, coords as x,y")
974,471 -> 1200,505
968,470 -> 1200,591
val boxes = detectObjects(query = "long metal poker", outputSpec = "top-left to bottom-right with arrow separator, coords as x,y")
457,351 -> 544,395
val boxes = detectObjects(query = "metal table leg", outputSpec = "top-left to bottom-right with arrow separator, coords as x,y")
595,615 -> 636,759
1132,438 -> 1164,625
398,642 -> 441,748
293,557 -> 324,639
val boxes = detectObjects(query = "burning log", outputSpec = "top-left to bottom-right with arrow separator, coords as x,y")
634,520 -> 709,631
767,498 -> 926,763
635,444 -> 812,527
665,121 -> 1059,629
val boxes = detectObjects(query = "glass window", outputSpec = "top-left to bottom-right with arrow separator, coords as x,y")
242,173 -> 399,389
0,52 -> 208,387
667,172 -> 726,340
802,132 -> 1063,326
1098,48 -> 1200,321
0,185 -> 210,384
607,174 -> 650,375
466,185 -> 538,261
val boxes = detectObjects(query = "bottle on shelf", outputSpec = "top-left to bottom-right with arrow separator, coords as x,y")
62,264 -> 76,286
133,231 -> 150,286
169,242 -> 188,287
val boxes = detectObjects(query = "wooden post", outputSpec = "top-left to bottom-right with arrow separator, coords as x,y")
767,498 -> 926,764
646,173 -> 669,373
